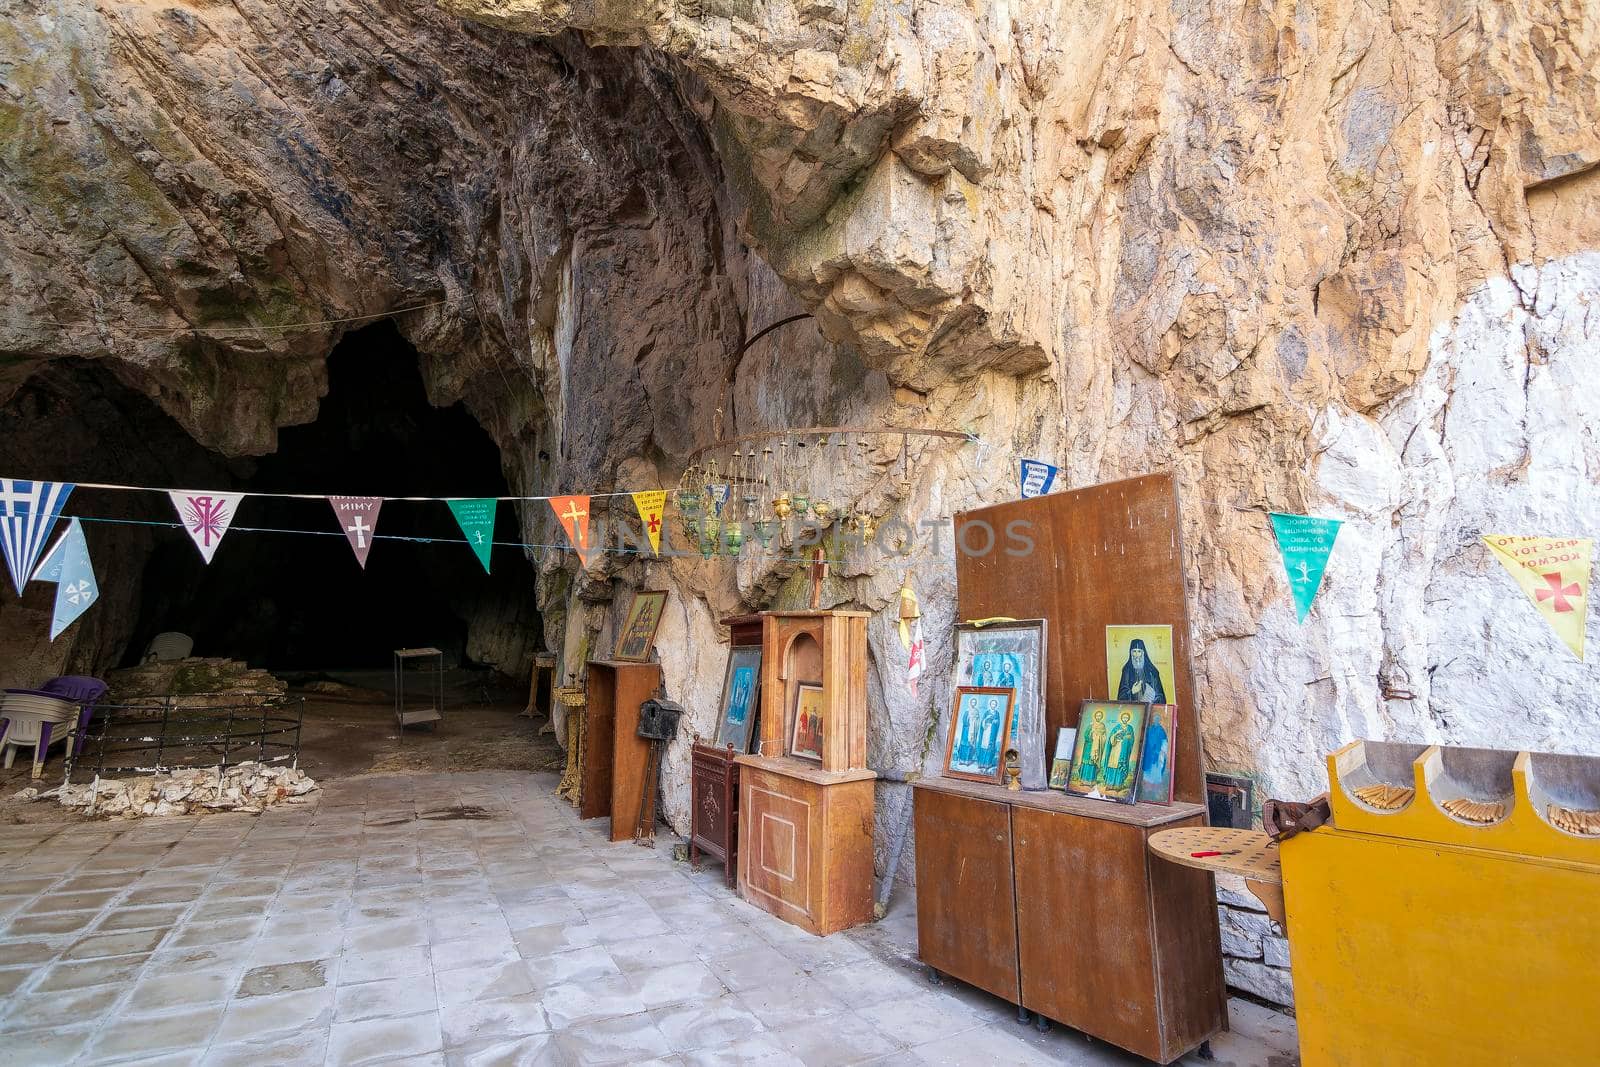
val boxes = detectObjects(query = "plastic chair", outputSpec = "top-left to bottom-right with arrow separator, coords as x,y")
0,692 -> 78,779
144,632 -> 194,663
39,676 -> 108,757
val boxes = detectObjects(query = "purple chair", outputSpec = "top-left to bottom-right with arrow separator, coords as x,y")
39,676 -> 109,757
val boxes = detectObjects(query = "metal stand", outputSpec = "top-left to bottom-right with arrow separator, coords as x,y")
393,647 -> 444,731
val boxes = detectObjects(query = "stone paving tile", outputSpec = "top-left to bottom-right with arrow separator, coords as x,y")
212,985 -> 335,1045
84,1003 -> 224,1063
338,944 -> 431,984
327,1010 -> 444,1066
200,1027 -> 330,1067
236,958 -> 330,997
734,974 -> 850,1029
0,1024 -> 98,1066
650,993 -> 767,1054
768,1011 -> 903,1066
123,968 -> 237,1016
439,992 -> 550,1048
553,1013 -> 677,1066
539,973 -> 648,1029
335,972 -> 440,1022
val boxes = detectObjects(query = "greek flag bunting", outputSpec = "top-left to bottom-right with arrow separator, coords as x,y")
0,478 -> 74,596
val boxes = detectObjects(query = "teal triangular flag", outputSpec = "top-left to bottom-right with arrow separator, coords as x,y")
447,499 -> 496,574
1270,513 -> 1342,623
34,517 -> 98,640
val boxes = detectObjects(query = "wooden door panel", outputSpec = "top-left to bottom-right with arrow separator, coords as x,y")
1014,807 -> 1162,1060
912,787 -> 1019,1002
742,775 -> 814,923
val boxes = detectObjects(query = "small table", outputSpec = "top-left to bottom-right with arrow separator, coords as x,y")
393,648 -> 444,730
1148,825 -> 1286,928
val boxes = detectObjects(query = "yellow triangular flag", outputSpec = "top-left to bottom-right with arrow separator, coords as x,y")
1483,535 -> 1592,660
632,490 -> 668,556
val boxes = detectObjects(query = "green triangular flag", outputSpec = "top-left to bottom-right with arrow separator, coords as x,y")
447,498 -> 496,574
1269,513 -> 1342,623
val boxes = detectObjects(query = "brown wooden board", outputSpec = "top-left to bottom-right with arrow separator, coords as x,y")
580,670 -> 615,821
917,773 -> 1204,828
1014,806 -> 1164,1060
585,660 -> 661,842
913,786 -> 1020,1003
1147,818 -> 1230,1059
954,473 -> 1204,805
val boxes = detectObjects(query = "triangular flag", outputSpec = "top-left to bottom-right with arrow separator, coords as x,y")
168,491 -> 245,564
1484,535 -> 1592,660
1269,513 -> 1342,622
708,484 -> 730,517
32,518 -> 97,640
329,497 -> 384,568
447,498 -> 497,574
631,491 -> 667,556
548,495 -> 595,568
1019,459 -> 1057,499
0,479 -> 73,595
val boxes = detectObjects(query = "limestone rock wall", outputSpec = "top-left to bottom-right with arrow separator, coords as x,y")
1,1 -> 1597,1015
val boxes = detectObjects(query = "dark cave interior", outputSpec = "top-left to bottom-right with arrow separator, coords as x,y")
0,321 -> 539,676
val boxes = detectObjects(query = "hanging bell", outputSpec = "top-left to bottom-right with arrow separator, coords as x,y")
772,492 -> 793,520
811,499 -> 834,523
699,514 -> 721,559
724,521 -> 745,555
792,492 -> 811,516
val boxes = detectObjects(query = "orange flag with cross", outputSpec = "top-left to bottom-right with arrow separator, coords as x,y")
631,491 -> 667,556
548,495 -> 596,568
1483,535 -> 1592,660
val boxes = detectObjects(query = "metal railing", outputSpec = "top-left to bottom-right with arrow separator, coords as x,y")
66,696 -> 305,783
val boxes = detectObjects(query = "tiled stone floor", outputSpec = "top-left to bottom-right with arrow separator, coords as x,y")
0,772 -> 1299,1066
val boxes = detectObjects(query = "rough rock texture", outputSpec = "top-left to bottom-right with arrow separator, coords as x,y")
106,657 -> 288,704
19,762 -> 318,818
2,0 -> 1598,1004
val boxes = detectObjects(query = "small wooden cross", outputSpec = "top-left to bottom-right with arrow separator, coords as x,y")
808,547 -> 826,610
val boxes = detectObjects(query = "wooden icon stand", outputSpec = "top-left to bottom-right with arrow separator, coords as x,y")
735,609 -> 874,936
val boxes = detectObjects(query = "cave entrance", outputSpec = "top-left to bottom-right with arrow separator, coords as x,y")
1,321 -> 540,684
128,321 -> 540,677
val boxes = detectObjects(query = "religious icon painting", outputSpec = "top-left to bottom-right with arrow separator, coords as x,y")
787,681 -> 825,763
1065,700 -> 1149,804
1105,625 -> 1176,706
1048,727 -> 1077,790
954,620 -> 1047,789
942,686 -> 1016,784
1135,704 -> 1177,805
714,645 -> 762,753
613,590 -> 668,662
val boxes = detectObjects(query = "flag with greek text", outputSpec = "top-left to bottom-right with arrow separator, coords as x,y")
631,491 -> 667,556
1484,535 -> 1592,660
329,497 -> 384,568
1270,513 -> 1342,622
448,498 -> 497,574
1019,459 -> 1057,499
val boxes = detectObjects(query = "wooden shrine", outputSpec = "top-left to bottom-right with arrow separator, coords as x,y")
913,473 -> 1226,1064
690,614 -> 762,888
581,660 -> 661,842
735,609 -> 874,936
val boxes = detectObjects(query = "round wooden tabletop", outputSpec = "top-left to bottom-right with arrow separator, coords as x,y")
1148,826 -> 1282,885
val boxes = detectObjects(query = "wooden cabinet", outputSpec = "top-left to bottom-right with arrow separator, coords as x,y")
581,660 -> 661,841
689,743 -> 741,888
736,609 -> 875,936
738,757 -> 875,936
914,778 -> 1226,1064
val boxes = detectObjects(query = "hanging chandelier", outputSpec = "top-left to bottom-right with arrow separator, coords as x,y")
675,426 -> 973,560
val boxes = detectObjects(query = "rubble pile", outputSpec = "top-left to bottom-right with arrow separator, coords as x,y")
15,762 -> 317,818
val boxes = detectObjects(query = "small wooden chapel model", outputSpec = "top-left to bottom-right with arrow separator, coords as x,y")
734,608 -> 875,936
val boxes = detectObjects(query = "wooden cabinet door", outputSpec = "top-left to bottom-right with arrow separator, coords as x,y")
913,787 -> 1019,1003
741,769 -> 817,930
1014,807 -> 1163,1060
